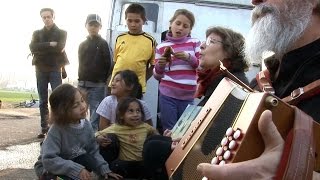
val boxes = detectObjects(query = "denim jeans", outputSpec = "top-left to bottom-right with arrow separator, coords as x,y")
78,86 -> 106,131
36,71 -> 62,132
159,93 -> 194,130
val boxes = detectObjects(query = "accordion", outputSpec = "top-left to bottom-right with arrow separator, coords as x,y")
165,77 -> 320,179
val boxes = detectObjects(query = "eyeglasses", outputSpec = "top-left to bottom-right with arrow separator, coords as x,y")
205,37 -> 223,46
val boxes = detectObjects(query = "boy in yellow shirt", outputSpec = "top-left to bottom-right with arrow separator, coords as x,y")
109,3 -> 156,93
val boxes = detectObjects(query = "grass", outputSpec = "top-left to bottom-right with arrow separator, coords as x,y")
0,90 -> 38,103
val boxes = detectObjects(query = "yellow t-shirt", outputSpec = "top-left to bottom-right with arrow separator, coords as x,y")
109,32 -> 156,92
97,123 -> 157,161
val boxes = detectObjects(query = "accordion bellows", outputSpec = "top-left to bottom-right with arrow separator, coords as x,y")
165,77 -> 320,180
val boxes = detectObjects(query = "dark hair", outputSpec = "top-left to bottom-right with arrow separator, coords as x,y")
169,9 -> 195,29
40,8 -> 55,16
48,84 -> 88,126
115,97 -> 145,125
206,26 -> 249,72
125,3 -> 147,22
113,70 -> 143,99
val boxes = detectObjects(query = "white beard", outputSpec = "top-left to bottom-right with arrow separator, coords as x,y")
245,1 -> 313,64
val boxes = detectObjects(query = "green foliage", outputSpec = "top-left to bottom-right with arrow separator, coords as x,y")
0,90 -> 38,103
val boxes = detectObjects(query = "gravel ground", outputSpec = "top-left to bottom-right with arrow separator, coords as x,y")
0,107 -> 40,179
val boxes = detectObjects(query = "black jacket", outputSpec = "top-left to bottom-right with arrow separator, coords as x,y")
78,35 -> 112,82
29,24 -> 67,70
272,38 -> 320,123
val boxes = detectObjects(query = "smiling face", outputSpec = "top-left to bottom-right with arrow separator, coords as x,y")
111,73 -> 131,98
122,101 -> 143,127
170,14 -> 192,38
199,33 -> 228,70
70,91 -> 87,123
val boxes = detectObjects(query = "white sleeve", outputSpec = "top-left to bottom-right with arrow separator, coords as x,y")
96,96 -> 113,120
140,100 -> 152,121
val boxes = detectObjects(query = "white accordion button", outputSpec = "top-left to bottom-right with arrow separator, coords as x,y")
216,147 -> 223,156
219,160 -> 226,165
211,157 -> 218,164
223,150 -> 231,160
233,129 -> 241,140
202,177 -> 208,180
226,127 -> 233,136
221,137 -> 228,146
229,140 -> 237,150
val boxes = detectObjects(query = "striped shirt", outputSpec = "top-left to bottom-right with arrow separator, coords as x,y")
153,34 -> 200,100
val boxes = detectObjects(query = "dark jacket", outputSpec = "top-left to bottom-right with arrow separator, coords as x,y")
272,38 -> 320,123
29,24 -> 68,71
78,35 -> 112,82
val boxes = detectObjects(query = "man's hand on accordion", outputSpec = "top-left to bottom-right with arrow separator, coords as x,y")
197,110 -> 284,179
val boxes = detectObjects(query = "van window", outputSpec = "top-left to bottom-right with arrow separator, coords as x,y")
120,3 -> 159,32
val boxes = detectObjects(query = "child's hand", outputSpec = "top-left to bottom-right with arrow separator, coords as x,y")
96,135 -> 112,147
163,129 -> 172,137
157,56 -> 169,68
173,51 -> 190,61
161,46 -> 174,69
79,168 -> 92,180
104,172 -> 123,179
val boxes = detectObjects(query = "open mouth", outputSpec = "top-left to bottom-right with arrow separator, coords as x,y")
131,119 -> 140,123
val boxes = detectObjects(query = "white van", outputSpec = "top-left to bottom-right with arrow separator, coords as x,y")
106,0 -> 254,45
105,0 -> 259,125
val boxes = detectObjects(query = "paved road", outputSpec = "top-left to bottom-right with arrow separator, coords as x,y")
0,108 -> 41,179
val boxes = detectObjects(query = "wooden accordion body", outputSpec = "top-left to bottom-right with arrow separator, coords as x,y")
165,77 -> 320,180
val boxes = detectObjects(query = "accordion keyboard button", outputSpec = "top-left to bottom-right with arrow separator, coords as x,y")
233,129 -> 241,140
211,157 -> 218,164
202,177 -> 208,180
223,150 -> 231,160
216,147 -> 223,156
219,160 -> 226,165
229,140 -> 237,150
226,127 -> 234,136
221,137 -> 228,146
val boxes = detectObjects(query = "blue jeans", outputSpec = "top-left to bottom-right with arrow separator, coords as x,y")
36,71 -> 62,132
159,93 -> 193,130
78,86 -> 106,131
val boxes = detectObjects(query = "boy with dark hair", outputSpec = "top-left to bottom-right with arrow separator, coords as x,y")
29,8 -> 68,138
109,3 -> 156,93
77,14 -> 113,131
